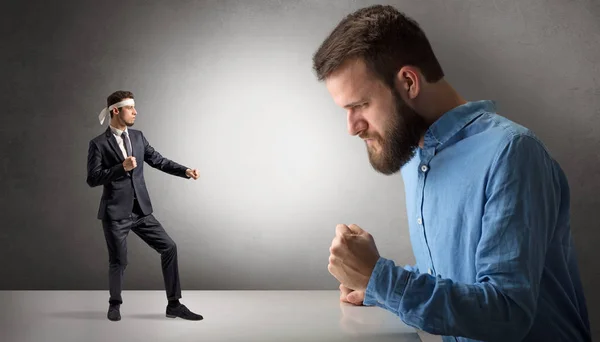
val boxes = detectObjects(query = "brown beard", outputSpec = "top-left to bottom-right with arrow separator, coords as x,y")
119,113 -> 134,127
365,89 -> 428,175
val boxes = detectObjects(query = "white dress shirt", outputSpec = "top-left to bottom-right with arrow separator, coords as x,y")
109,125 -> 132,159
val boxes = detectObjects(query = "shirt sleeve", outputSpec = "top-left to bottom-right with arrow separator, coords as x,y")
363,134 -> 561,341
403,264 -> 419,273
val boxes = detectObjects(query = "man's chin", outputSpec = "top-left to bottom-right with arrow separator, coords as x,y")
367,152 -> 400,175
371,164 -> 400,175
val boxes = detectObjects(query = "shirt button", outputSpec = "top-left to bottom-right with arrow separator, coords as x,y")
420,164 -> 428,172
417,217 -> 423,225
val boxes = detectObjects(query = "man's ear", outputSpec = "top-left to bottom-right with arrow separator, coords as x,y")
395,66 -> 420,100
109,107 -> 119,119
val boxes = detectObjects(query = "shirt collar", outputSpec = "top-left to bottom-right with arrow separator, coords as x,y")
109,125 -> 128,137
423,100 -> 495,149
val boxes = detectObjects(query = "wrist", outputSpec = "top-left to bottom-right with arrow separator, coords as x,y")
363,257 -> 386,305
361,256 -> 380,290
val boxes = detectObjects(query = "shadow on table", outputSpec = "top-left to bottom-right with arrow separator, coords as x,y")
339,302 -> 420,341
128,313 -> 169,320
46,311 -> 106,320
47,311 -> 176,321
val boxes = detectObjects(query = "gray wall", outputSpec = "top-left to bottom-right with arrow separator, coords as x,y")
2,0 -> 598,338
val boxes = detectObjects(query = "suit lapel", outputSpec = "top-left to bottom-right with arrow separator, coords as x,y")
129,130 -> 136,159
105,127 -> 126,161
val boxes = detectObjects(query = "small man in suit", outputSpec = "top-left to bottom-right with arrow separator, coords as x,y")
87,90 -> 203,322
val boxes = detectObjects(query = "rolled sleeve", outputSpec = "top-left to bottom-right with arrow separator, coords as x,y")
364,257 -> 410,312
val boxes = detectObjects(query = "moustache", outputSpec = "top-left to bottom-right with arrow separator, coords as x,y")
359,133 -> 380,140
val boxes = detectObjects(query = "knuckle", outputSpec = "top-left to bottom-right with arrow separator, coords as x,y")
330,244 -> 341,255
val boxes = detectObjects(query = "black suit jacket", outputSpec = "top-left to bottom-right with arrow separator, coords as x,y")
87,127 -> 189,221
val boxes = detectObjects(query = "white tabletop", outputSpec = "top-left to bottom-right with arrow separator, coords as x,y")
1,290 -> 422,342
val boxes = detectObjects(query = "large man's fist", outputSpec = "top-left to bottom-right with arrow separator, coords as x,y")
123,156 -> 137,171
339,284 -> 365,306
328,224 -> 380,291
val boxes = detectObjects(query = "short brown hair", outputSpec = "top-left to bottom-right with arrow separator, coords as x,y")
312,5 -> 444,88
106,90 -> 134,118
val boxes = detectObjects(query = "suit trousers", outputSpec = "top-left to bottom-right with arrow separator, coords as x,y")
101,199 -> 182,305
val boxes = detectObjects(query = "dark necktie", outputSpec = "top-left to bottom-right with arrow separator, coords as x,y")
121,131 -> 132,157
121,131 -> 136,198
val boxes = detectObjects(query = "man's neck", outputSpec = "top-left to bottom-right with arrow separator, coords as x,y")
417,79 -> 467,125
109,120 -> 127,132
416,79 -> 467,147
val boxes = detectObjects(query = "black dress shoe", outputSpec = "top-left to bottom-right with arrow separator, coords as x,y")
166,304 -> 203,320
107,304 -> 121,321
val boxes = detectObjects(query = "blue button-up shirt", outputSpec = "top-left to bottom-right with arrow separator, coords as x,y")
363,100 -> 591,342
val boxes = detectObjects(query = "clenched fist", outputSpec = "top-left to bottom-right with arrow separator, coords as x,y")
123,156 -> 137,171
339,284 -> 365,306
328,224 -> 380,292
186,168 -> 200,180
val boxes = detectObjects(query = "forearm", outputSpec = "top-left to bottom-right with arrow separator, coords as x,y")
147,157 -> 189,178
364,257 -> 533,341
162,160 -> 189,178
86,141 -> 127,187
87,163 -> 127,187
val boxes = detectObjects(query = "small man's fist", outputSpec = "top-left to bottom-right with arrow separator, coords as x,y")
186,168 -> 200,180
123,156 -> 137,171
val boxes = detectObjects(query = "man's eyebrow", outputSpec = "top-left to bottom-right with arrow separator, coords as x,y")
343,99 -> 366,109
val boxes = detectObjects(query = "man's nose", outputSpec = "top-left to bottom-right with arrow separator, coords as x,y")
347,112 -> 366,136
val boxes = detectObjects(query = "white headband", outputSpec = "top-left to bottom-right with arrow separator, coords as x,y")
98,98 -> 135,125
